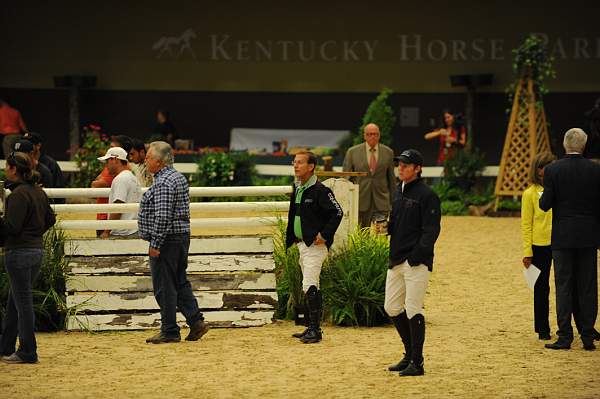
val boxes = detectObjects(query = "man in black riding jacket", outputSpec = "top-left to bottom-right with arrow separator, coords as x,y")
385,149 -> 441,376
286,151 -> 343,344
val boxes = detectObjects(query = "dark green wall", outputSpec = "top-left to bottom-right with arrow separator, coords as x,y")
2,1 -> 600,92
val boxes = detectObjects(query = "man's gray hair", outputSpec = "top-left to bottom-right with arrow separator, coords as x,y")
148,141 -> 174,166
563,128 -> 588,153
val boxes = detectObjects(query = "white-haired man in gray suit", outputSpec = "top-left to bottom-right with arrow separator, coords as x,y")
343,123 -> 396,227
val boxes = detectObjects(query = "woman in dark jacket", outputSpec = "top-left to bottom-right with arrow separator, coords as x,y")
0,151 -> 56,364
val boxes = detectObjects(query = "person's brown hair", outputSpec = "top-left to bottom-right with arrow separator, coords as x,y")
294,151 -> 318,167
530,151 -> 556,185
7,152 -> 41,185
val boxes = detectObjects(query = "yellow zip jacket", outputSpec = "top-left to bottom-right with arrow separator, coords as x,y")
521,184 -> 552,257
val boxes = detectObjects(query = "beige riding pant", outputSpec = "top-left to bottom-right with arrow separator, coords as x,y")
297,241 -> 329,292
384,261 -> 430,319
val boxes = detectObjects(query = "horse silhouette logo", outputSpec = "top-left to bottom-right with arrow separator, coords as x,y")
152,29 -> 197,59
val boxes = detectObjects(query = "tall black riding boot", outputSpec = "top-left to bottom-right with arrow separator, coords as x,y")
292,296 -> 310,338
301,286 -> 322,344
400,314 -> 425,376
388,311 -> 412,371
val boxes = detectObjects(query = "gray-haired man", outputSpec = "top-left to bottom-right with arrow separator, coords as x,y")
540,128 -> 600,351
138,141 -> 209,344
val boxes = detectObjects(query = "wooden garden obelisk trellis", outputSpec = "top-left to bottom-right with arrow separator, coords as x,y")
494,78 -> 551,205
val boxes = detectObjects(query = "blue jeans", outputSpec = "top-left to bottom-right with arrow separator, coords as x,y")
0,248 -> 44,362
150,233 -> 203,336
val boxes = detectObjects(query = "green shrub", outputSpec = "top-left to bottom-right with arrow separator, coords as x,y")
229,152 -> 256,186
443,148 -> 486,193
72,125 -> 109,188
339,88 -> 397,153
273,221 -> 392,326
321,228 -> 390,327
506,34 -> 556,111
191,152 -> 261,202
434,182 -> 493,215
0,227 -> 71,331
432,180 -> 464,202
192,152 -> 236,187
497,198 -> 521,211
464,183 -> 495,206
440,200 -> 468,216
272,217 -> 302,319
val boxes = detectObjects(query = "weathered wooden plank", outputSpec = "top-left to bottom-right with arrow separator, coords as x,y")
66,272 -> 276,292
66,310 -> 275,330
66,291 -> 278,311
67,254 -> 275,274
66,236 -> 274,256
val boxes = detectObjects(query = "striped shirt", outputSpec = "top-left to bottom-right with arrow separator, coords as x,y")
138,166 -> 190,249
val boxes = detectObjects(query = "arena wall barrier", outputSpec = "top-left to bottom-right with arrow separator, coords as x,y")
65,236 -> 278,330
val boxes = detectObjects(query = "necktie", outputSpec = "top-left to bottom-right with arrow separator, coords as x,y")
369,147 -> 376,174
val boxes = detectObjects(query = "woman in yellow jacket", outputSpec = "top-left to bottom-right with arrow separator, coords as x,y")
521,152 -> 555,340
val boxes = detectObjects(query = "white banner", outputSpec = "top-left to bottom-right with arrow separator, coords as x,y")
229,128 -> 349,152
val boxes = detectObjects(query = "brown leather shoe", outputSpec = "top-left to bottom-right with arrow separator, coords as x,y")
145,332 -> 181,344
185,320 -> 209,341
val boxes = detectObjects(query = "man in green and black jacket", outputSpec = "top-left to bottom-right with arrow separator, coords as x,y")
286,151 -> 343,344
385,149 -> 441,376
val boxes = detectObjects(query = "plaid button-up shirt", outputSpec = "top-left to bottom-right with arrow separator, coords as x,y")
138,166 -> 190,249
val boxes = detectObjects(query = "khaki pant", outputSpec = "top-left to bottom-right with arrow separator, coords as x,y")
297,241 -> 328,292
384,261 -> 430,319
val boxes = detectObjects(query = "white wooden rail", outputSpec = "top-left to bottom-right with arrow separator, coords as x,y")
42,185 -> 292,198
0,160 -> 500,177
51,201 -> 289,213
58,217 -> 280,230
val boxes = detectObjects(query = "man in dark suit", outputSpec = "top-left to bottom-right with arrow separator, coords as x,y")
540,128 -> 600,351
343,123 -> 396,227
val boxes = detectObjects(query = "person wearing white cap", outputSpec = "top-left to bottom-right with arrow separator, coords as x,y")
97,147 -> 142,238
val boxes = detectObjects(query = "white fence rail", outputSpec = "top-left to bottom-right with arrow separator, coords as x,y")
40,186 -> 292,231
43,185 -> 292,199
57,217 -> 279,230
0,160 -> 500,178
51,201 -> 288,213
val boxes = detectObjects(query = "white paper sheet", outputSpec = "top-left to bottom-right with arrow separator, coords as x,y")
523,264 -> 541,290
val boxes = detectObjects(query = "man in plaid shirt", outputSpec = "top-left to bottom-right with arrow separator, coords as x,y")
138,141 -> 209,344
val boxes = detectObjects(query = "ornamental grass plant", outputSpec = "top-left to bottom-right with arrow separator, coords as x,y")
0,227 -> 77,332
272,217 -> 302,319
321,228 -> 390,327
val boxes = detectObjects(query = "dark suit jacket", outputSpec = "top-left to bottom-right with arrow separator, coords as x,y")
539,154 -> 600,249
342,142 -> 396,212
